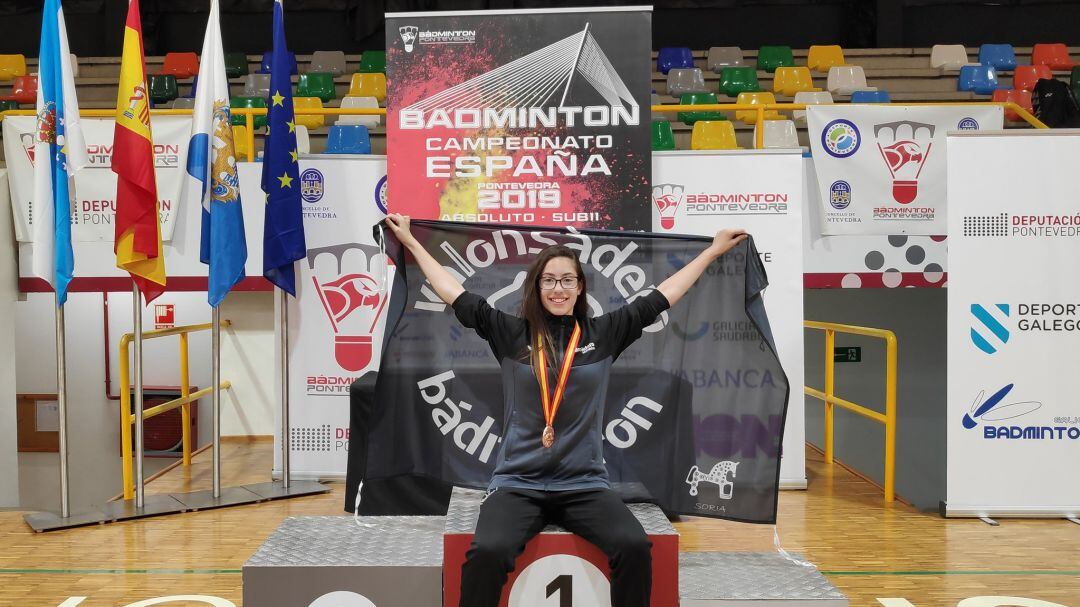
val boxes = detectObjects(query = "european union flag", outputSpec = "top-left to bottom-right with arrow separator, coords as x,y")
261,0 -> 305,295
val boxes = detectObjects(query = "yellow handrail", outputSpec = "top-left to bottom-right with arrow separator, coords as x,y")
118,320 -> 232,500
803,320 -> 898,503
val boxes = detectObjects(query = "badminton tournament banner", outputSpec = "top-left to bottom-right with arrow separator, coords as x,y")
385,7 -> 652,230
946,132 -> 1080,517
3,115 -> 190,242
807,105 -> 1002,235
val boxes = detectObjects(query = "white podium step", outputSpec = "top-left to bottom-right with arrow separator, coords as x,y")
679,552 -> 848,607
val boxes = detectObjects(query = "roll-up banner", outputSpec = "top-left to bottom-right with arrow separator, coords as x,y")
807,105 -> 1002,236
385,7 -> 652,230
3,115 -> 191,242
652,150 -> 806,488
946,131 -> 1080,517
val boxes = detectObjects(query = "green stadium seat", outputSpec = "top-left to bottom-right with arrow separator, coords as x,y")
358,51 -> 386,74
225,53 -> 249,79
0,99 -> 18,112
757,45 -> 794,73
230,96 -> 268,129
148,74 -> 178,105
651,121 -> 676,151
677,92 -> 726,125
719,66 -> 760,97
296,72 -> 337,103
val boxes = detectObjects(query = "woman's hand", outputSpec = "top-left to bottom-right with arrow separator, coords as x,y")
707,228 -> 749,260
385,213 -> 419,249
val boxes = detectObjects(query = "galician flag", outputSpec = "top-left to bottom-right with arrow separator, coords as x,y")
32,0 -> 87,305
183,0 -> 247,308
113,0 -> 166,304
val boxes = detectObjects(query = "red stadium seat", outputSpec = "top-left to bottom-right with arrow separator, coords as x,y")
1,74 -> 36,105
992,88 -> 1033,121
1012,64 -> 1052,92
162,52 -> 199,79
1031,43 -> 1074,71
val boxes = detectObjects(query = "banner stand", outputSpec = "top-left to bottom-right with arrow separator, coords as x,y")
55,296 -> 70,517
212,306 -> 222,497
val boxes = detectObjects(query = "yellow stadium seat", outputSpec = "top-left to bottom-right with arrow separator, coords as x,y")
349,73 -> 386,102
292,96 -> 325,129
691,120 -> 740,150
772,66 -> 817,97
735,92 -> 783,124
0,54 -> 27,81
807,45 -> 845,73
232,125 -> 250,159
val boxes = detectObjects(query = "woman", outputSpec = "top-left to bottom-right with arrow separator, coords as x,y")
384,213 -> 748,607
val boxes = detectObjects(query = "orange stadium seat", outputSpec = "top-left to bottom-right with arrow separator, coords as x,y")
691,120 -> 739,150
1,74 -> 36,104
1032,43 -> 1074,71
772,66 -> 816,96
0,54 -> 27,81
1012,64 -> 1052,92
807,45 -> 845,73
162,52 -> 199,79
992,88 -> 1033,121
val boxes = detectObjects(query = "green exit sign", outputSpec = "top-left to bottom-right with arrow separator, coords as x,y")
834,347 -> 861,362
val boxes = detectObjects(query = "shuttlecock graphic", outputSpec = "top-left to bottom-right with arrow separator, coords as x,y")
874,120 -> 934,205
652,183 -> 684,230
399,26 -> 418,53
309,244 -> 390,373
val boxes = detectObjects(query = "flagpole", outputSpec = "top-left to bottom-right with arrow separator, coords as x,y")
54,295 -> 70,518
212,304 -> 222,498
279,288 -> 290,488
132,282 -> 145,508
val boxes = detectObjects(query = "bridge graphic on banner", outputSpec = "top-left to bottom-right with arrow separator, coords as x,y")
403,24 -> 637,112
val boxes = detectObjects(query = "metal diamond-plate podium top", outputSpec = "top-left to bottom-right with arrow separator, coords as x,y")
679,552 -> 847,602
245,516 -> 445,568
444,487 -> 677,535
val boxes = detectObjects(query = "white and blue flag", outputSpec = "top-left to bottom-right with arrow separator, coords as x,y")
32,0 -> 87,305
183,0 -> 248,307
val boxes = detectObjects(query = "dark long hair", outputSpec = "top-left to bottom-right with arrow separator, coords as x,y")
521,245 -> 588,381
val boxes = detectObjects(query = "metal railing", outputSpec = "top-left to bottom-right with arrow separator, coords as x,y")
803,320 -> 897,503
118,320 -> 231,500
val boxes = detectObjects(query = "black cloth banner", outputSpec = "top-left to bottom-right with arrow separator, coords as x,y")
347,219 -> 788,523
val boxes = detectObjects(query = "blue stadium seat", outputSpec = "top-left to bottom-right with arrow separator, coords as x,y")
958,64 -> 1006,95
325,125 -> 371,154
978,44 -> 1017,71
850,89 -> 890,103
259,51 -> 298,75
657,47 -> 694,75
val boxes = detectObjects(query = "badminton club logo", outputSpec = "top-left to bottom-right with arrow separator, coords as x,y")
962,383 -> 1042,429
652,183 -> 684,230
308,243 -> 390,373
399,26 -> 419,53
874,120 -> 933,204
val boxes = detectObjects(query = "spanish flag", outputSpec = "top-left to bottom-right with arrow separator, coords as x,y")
113,0 -> 165,304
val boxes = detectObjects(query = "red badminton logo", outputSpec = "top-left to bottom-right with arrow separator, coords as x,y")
308,244 -> 390,373
874,121 -> 934,204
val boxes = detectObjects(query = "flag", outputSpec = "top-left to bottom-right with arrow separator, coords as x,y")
32,0 -> 87,306
261,0 -> 305,295
113,0 -> 166,304
183,0 -> 247,308
348,220 -> 790,524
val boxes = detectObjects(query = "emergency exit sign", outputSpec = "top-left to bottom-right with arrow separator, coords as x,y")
834,346 -> 861,362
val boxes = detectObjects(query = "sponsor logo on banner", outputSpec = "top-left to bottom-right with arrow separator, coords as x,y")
686,460 -> 738,499
959,384 -> 1080,441
671,367 -> 778,389
398,26 -> 419,52
963,212 -> 1080,238
821,119 -> 860,158
300,168 -> 325,203
829,180 -> 852,209
403,27 -> 476,48
652,183 -> 683,229
374,175 -> 388,213
958,117 -> 980,130
969,303 -> 1009,354
291,424 -> 333,452
653,182 -> 788,226
963,213 -> 1010,237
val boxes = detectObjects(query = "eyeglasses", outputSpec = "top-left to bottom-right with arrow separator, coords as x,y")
539,276 -> 579,290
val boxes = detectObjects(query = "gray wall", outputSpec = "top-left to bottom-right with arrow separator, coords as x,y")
0,172 -> 19,507
804,288 -> 946,511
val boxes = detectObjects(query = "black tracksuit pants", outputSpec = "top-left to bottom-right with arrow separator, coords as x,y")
459,487 -> 652,607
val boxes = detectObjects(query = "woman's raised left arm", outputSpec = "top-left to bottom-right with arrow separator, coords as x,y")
656,228 -> 748,307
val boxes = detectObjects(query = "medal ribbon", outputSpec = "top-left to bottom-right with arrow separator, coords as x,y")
537,322 -> 582,431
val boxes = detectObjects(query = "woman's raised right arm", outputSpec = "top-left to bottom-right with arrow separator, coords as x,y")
385,213 -> 465,305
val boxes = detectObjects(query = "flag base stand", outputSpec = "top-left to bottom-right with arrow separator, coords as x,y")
23,482 -> 330,532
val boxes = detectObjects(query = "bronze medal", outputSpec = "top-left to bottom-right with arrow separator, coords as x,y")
537,322 -> 581,450
542,425 -> 555,448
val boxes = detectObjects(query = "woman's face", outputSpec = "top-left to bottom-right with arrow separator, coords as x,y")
539,256 -> 582,317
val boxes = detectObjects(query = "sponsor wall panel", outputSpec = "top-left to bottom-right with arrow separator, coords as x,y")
3,115 -> 190,243
241,157 -> 389,478
385,7 -> 652,230
946,131 -> 1080,516
652,150 -> 806,488
807,105 -> 1002,236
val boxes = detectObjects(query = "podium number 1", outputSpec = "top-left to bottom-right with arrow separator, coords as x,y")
546,574 -> 573,607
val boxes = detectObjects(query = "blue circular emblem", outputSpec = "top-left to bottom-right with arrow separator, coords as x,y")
300,168 -> 324,203
829,180 -> 852,210
957,117 -> 979,130
821,119 -> 861,158
375,175 -> 388,214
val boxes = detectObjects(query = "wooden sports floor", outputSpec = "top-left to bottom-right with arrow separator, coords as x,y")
1,440 -> 1077,607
